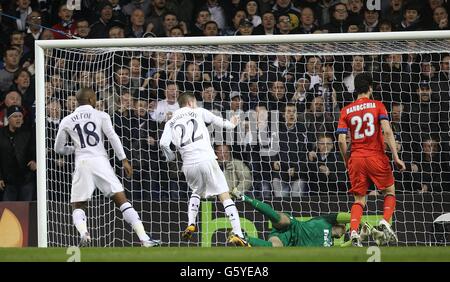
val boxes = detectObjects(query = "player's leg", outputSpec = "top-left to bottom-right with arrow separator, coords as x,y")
182,193 -> 201,240
181,164 -> 205,240
70,162 -> 94,246
111,191 -> 160,247
378,184 -> 398,243
71,201 -> 91,246
368,155 -> 398,244
244,236 -> 284,247
93,158 -> 159,247
347,157 -> 370,247
218,192 -> 250,246
237,193 -> 291,230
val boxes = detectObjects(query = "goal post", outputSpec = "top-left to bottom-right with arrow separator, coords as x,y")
36,31 -> 450,247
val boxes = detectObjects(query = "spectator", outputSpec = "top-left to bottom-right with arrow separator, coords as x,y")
321,2 -> 349,33
383,0 -> 404,31
199,82 -> 223,113
290,77 -> 311,112
379,19 -> 393,32
423,0 -> 445,28
109,0 -> 128,25
361,7 -> 380,32
302,55 -> 323,90
343,55 -> 365,93
204,0 -> 227,30
45,98 -> 71,202
412,136 -> 450,192
74,19 -> 90,39
431,6 -> 449,30
157,12 -> 182,37
318,0 -> 337,26
410,81 -> 443,136
169,25 -> 185,37
89,2 -> 124,39
242,80 -> 267,111
127,9 -> 146,38
24,10 -> 44,51
130,97 -> 160,199
123,0 -> 151,17
215,144 -> 252,196
11,69 -> 34,120
51,4 -> 77,39
129,57 -> 144,89
0,47 -> 20,93
0,91 -> 23,128
243,103 -> 273,198
151,81 -> 180,122
298,6 -> 318,34
63,93 -> 77,117
271,103 -> 307,197
114,66 -> 132,96
346,0 -> 364,25
399,2 -> 422,31
5,0 -> 32,32
180,62 -> 209,94
93,70 -> 117,115
108,25 -> 125,38
246,0 -> 262,27
190,9 -> 212,36
207,53 -> 238,95
267,80 -> 289,111
271,0 -> 301,30
375,53 -> 412,103
222,9 -> 246,36
307,134 -> 346,193
0,105 -> 36,201
299,95 -> 335,150
276,13 -> 295,34
254,11 -> 277,35
236,18 -> 256,35
203,20 -> 220,36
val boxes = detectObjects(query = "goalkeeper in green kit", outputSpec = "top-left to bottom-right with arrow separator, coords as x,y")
229,191 -> 382,247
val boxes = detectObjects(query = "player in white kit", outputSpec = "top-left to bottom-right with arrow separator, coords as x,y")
160,92 -> 250,247
54,88 -> 160,247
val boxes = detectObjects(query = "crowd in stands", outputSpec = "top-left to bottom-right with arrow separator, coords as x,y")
1,0 -> 450,202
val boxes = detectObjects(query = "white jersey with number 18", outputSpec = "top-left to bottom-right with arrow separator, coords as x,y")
54,105 -> 126,163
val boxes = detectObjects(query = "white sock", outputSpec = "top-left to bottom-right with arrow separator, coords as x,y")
222,199 -> 244,238
188,194 -> 201,226
120,202 -> 150,241
72,209 -> 88,237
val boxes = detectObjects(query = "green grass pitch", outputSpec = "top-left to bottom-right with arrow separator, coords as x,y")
1,247 -> 449,262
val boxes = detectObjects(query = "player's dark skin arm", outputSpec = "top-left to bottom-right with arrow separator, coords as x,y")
380,120 -> 406,171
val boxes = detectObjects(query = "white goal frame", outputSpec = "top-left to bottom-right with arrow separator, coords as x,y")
35,30 -> 450,247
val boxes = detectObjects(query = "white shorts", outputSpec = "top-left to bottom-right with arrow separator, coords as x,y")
70,157 -> 124,203
182,159 -> 229,198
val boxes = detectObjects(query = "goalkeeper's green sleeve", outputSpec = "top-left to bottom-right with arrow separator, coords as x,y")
336,212 -> 351,224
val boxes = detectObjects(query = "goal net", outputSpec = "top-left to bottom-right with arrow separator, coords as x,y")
36,33 -> 450,247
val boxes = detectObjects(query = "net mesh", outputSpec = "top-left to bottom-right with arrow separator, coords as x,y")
43,39 -> 450,247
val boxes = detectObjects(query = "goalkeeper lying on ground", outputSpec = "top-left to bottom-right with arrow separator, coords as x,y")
230,192 -> 383,247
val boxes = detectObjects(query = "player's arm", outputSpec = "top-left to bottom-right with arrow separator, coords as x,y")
337,133 -> 349,168
201,108 -> 239,129
322,212 -> 350,225
54,123 -> 75,155
101,114 -> 132,177
380,119 -> 406,171
336,111 -> 349,168
160,122 -> 176,161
